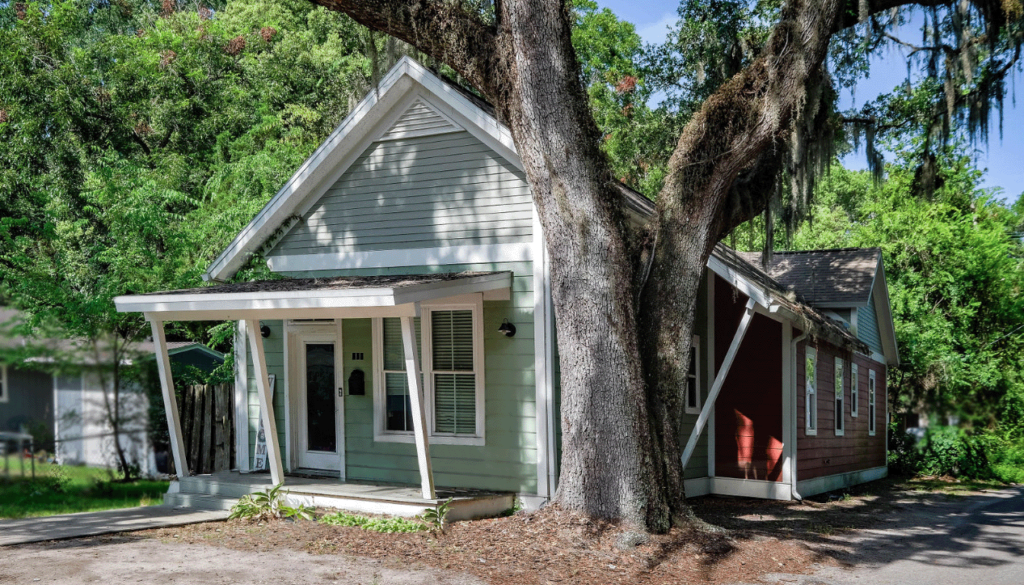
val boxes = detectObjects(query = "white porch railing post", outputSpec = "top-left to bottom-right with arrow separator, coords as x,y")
149,318 -> 190,477
245,319 -> 284,486
681,299 -> 757,470
401,314 -> 435,500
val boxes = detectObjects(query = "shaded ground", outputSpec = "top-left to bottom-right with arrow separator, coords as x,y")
2,476 -> 1019,584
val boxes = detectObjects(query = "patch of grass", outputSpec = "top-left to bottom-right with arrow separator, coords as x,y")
318,511 -> 427,533
0,455 -> 168,519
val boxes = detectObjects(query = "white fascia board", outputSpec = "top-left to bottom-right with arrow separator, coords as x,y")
205,57 -> 524,283
267,244 -> 533,273
706,253 -> 772,308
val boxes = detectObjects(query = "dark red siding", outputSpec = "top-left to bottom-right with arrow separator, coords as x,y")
714,276 -> 784,482
796,340 -> 887,480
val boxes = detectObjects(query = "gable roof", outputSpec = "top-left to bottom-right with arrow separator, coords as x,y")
736,248 -> 881,307
203,57 -> 522,283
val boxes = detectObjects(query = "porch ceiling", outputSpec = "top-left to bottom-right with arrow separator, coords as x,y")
113,271 -> 513,322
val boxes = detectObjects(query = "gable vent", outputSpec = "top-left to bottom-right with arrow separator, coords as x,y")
379,98 -> 462,141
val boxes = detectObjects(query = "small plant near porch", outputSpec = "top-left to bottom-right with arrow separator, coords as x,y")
319,511 -> 427,533
229,483 -> 313,522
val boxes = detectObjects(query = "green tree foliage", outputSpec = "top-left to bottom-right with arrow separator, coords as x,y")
0,0 -> 373,340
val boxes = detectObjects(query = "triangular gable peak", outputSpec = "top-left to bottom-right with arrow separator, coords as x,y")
203,57 -> 523,282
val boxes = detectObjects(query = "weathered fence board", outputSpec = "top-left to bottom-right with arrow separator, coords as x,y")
178,383 -> 233,475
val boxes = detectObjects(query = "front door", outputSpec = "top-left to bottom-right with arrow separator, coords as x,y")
293,328 -> 344,472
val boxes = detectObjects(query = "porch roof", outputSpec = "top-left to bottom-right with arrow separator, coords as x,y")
113,271 -> 513,322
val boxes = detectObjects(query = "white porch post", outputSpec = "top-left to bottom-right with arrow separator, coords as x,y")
401,314 -> 435,499
149,318 -> 190,477
245,319 -> 284,486
681,298 -> 756,469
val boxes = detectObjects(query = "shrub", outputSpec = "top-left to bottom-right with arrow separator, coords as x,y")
229,484 -> 313,522
318,511 -> 427,533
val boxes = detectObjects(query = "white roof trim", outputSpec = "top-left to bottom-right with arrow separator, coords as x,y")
115,272 -> 512,322
203,57 -> 523,283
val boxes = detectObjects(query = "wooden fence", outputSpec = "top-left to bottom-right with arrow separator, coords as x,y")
179,383 -> 234,475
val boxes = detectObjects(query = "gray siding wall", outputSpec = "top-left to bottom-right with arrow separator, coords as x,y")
679,270 -> 712,479
1,366 -> 53,434
858,294 -> 883,356
268,131 -> 533,258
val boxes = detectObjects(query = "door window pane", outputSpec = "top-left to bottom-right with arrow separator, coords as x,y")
305,344 -> 336,452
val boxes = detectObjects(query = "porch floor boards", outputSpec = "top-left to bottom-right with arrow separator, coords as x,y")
185,470 -> 510,505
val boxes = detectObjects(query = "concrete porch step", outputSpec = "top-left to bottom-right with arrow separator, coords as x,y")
179,475 -> 265,499
164,492 -> 238,512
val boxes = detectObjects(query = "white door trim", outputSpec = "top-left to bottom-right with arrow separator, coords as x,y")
289,325 -> 345,475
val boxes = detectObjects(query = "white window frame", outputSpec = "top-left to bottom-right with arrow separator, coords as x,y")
805,347 -> 817,435
684,335 -> 701,415
850,362 -> 859,418
834,356 -> 845,436
372,294 -> 485,446
0,363 -> 8,403
868,369 -> 877,436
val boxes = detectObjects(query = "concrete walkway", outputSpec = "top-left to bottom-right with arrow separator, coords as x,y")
0,505 -> 228,546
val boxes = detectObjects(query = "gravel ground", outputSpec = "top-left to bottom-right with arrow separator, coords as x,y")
0,534 -> 484,585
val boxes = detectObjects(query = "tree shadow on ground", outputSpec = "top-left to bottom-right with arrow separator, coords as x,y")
687,476 -> 1024,574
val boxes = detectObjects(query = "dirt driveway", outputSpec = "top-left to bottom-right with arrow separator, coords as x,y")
0,534 -> 484,585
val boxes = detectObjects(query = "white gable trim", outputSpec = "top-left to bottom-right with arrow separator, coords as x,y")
267,243 -> 533,273
204,57 -> 523,283
872,257 -> 900,366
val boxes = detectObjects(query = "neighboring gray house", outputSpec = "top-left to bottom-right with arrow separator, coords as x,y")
1,307 -> 223,473
0,308 -> 54,445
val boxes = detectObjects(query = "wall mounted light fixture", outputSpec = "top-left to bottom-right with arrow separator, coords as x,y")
260,323 -> 272,338
498,319 -> 516,337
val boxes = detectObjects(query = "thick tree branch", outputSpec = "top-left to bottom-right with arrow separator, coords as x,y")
309,0 -> 501,98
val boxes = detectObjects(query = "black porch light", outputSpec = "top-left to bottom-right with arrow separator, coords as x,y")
260,323 -> 272,338
498,319 -> 516,337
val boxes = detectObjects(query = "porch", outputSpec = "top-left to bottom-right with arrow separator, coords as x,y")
167,471 -> 515,521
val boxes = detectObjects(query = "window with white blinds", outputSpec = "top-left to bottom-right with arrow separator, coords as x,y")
431,310 -> 476,435
374,301 -> 483,444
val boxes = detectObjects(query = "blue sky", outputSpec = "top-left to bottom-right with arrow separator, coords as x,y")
596,1 -> 1023,204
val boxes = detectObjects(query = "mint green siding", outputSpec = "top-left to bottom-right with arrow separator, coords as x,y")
276,262 -> 538,494
268,131 -> 533,258
858,294 -> 883,356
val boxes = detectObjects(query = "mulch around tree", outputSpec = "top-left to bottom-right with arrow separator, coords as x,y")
146,503 -> 832,584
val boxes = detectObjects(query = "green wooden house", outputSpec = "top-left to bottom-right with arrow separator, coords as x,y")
115,58 -> 898,517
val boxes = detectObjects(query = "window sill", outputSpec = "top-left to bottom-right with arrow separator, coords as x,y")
684,407 -> 701,416
373,433 -> 485,447
851,413 -> 859,418
805,429 -> 817,436
835,431 -> 845,437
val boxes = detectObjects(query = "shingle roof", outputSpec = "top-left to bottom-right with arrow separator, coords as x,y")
139,272 -> 501,297
736,248 -> 881,306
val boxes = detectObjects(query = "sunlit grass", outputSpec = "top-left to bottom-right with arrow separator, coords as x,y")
0,455 -> 169,519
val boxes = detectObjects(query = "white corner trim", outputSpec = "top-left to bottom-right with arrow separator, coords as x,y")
532,204 -> 551,499
796,466 -> 888,498
710,477 -> 792,500
706,271 -> 716,478
267,244 -> 533,273
204,57 -> 524,283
